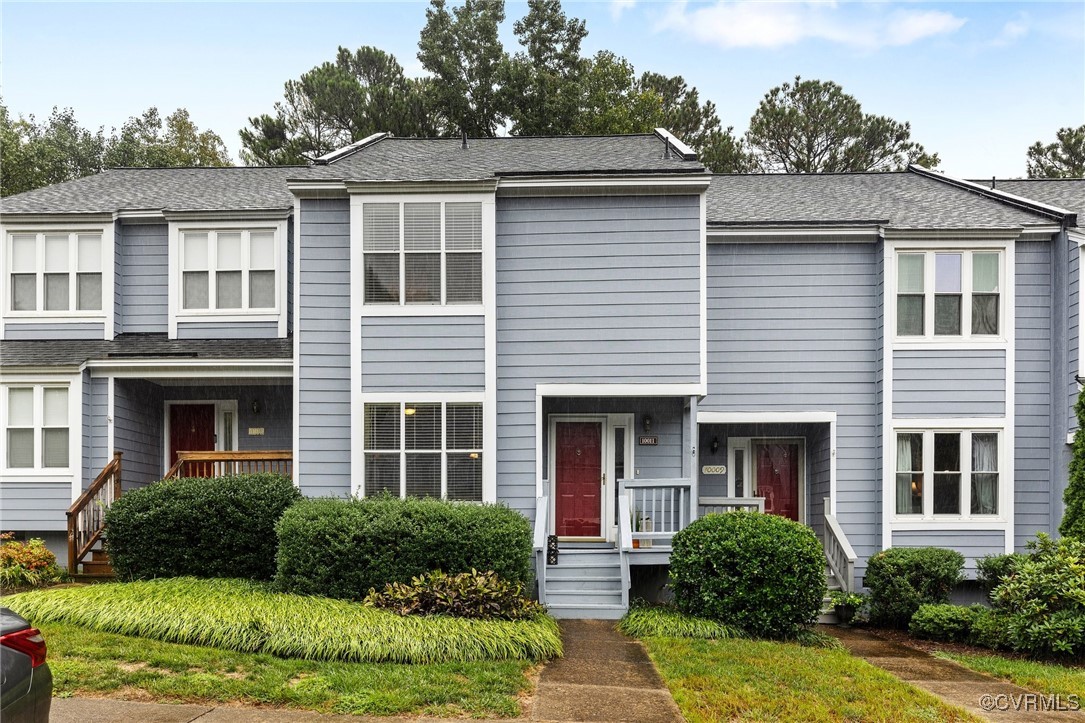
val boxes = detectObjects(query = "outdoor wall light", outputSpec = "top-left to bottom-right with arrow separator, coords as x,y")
251,399 -> 261,415
642,415 -> 653,433
710,437 -> 720,454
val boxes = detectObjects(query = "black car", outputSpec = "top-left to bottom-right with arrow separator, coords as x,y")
0,607 -> 51,722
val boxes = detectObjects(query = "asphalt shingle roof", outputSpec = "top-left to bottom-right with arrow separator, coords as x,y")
0,166 -> 301,216
0,334 -> 292,367
978,179 -> 1084,222
706,171 -> 1062,229
305,134 -> 705,181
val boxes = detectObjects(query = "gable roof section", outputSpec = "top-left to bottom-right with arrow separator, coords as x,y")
303,133 -> 705,182
0,334 -> 293,368
972,179 -> 1084,223
706,169 -> 1069,229
0,166 -> 300,216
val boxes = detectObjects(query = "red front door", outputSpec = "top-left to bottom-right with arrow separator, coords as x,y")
169,404 -> 216,470
555,421 -> 602,537
755,442 -> 800,521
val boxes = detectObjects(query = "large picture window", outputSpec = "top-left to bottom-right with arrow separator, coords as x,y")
180,228 -> 278,312
362,401 -> 483,500
896,250 -> 1001,339
363,201 -> 482,306
3,385 -> 69,470
894,429 -> 999,518
7,232 -> 102,313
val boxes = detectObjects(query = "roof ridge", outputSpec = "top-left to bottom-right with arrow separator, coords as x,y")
909,164 -> 1076,224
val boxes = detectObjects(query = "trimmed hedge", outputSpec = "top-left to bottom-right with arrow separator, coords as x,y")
976,552 -> 1027,596
669,511 -> 826,638
865,547 -> 963,628
275,496 -> 532,599
105,474 -> 301,581
908,603 -> 983,642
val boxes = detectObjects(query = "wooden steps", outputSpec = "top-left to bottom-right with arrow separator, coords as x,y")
73,549 -> 115,580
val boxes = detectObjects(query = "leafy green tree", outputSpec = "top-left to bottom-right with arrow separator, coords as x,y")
0,103 -> 104,196
745,76 -> 939,173
418,0 -> 508,137
103,107 -> 230,168
1027,125 -> 1085,178
503,0 -> 587,136
699,129 -> 756,174
572,51 -> 662,136
1062,388 -> 1085,540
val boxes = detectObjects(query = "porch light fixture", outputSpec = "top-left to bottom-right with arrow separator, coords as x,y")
642,415 -> 653,433
710,437 -> 720,454
251,399 -> 261,415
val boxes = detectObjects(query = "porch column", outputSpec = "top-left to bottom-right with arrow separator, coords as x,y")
689,395 -> 699,524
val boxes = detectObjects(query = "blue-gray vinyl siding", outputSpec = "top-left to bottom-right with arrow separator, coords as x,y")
118,222 -> 168,333
0,483 -> 71,531
176,321 -> 279,339
360,316 -> 484,392
297,198 -> 352,497
891,530 -> 1005,575
82,376 -> 108,485
495,195 -> 702,517
700,241 -> 880,577
4,323 -> 104,340
114,379 -> 164,488
1016,240 -> 1055,549
892,350 -> 1006,417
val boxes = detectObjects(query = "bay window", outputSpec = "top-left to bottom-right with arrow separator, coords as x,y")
362,401 -> 483,501
3,385 -> 69,470
7,231 -> 102,313
894,429 -> 999,518
896,250 -> 1001,339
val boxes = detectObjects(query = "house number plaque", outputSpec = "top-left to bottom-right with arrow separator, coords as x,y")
701,465 -> 726,475
638,436 -> 658,446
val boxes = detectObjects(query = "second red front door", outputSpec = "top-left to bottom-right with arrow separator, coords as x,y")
169,404 -> 216,469
755,441 -> 800,521
554,421 -> 602,537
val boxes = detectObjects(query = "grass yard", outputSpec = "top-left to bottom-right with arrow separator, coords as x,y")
641,636 -> 982,722
935,652 -> 1085,701
41,621 -> 533,717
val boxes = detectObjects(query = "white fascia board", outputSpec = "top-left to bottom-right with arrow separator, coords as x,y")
536,383 -> 703,397
0,213 -> 114,224
161,209 -> 292,222
497,174 -> 711,196
115,210 -> 165,221
344,179 -> 499,195
883,227 -> 1025,242
313,132 -> 389,163
85,359 -> 292,376
908,165 -> 1076,221
707,226 -> 882,241
286,182 -> 350,199
1069,230 -> 1085,246
0,368 -> 84,380
696,411 -> 837,425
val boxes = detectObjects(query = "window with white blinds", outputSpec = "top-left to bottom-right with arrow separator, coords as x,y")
362,201 -> 482,306
7,232 -> 103,313
3,385 -> 69,470
363,401 -> 483,501
180,228 -> 278,312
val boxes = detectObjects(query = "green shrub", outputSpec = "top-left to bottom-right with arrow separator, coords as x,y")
0,533 -> 64,588
618,604 -> 745,640
968,608 -> 1016,650
908,604 -> 983,642
976,553 -> 1027,596
1061,388 -> 1085,540
3,577 -> 561,663
992,534 -> 1085,659
275,496 -> 532,599
865,547 -> 963,628
106,474 -> 301,581
669,511 -> 825,639
364,569 -> 542,621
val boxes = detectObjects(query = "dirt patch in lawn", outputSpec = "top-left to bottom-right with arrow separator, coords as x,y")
865,626 -> 1085,669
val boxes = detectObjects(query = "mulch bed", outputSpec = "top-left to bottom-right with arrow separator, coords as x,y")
858,624 -> 1030,661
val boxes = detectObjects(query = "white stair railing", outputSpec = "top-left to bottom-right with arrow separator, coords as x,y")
823,496 -> 857,592
533,495 -> 548,603
617,494 -> 633,609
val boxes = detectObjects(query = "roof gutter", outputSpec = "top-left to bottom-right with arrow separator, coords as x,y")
908,164 -> 1077,227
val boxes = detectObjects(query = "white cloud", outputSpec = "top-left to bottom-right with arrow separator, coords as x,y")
657,1 -> 967,51
611,0 -> 637,21
989,14 -> 1029,47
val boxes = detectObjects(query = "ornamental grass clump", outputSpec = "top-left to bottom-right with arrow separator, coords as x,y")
618,605 -> 745,640
669,511 -> 826,639
4,577 -> 561,663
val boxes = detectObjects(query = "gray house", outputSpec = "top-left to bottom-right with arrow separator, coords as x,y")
1,131 -> 1080,618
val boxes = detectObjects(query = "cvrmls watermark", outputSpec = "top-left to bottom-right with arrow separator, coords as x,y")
979,693 -> 1080,712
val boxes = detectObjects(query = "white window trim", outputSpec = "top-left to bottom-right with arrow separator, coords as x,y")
0,374 -> 81,492
889,240 -> 1011,348
356,395 -> 485,501
350,193 -> 488,316
0,222 -> 114,339
889,419 -> 1010,528
167,219 -> 289,338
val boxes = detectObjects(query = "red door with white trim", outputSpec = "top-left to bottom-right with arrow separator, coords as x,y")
169,404 -> 216,472
755,442 -> 800,521
555,422 -> 602,537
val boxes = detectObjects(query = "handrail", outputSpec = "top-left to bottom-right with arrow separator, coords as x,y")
617,494 -> 632,609
823,496 -> 857,592
67,451 -> 122,573
619,477 -> 692,545
533,495 -> 548,605
619,478 -> 692,489
164,450 -> 293,479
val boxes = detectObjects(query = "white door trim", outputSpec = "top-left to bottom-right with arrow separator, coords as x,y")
162,399 -> 239,473
727,436 -> 807,524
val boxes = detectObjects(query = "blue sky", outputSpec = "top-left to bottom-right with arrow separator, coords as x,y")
2,1 -> 1082,177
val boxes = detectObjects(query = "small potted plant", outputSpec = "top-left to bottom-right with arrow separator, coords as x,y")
829,590 -> 866,627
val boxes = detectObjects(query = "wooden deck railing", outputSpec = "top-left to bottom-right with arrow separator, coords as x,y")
164,450 -> 293,479
67,451 -> 122,573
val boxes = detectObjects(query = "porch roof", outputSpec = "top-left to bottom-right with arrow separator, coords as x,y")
0,333 -> 293,368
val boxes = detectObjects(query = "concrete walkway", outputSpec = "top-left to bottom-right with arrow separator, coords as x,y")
828,627 -> 1084,722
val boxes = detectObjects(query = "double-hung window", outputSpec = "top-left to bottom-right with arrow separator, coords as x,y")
896,251 -> 1001,339
180,228 -> 278,312
362,401 -> 483,501
894,429 -> 1000,518
362,201 -> 483,305
3,385 -> 69,471
7,232 -> 103,313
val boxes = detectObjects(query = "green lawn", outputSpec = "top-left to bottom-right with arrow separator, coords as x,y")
41,621 -> 533,717
641,636 -> 982,722
935,652 -> 1085,700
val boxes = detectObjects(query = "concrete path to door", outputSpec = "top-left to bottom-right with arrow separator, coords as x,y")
530,619 -> 682,723
828,627 -> 1085,722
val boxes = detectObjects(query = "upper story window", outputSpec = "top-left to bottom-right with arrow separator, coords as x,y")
180,228 -> 278,312
894,428 -> 999,519
362,201 -> 482,306
896,250 -> 1001,339
3,384 -> 69,471
7,232 -> 103,314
